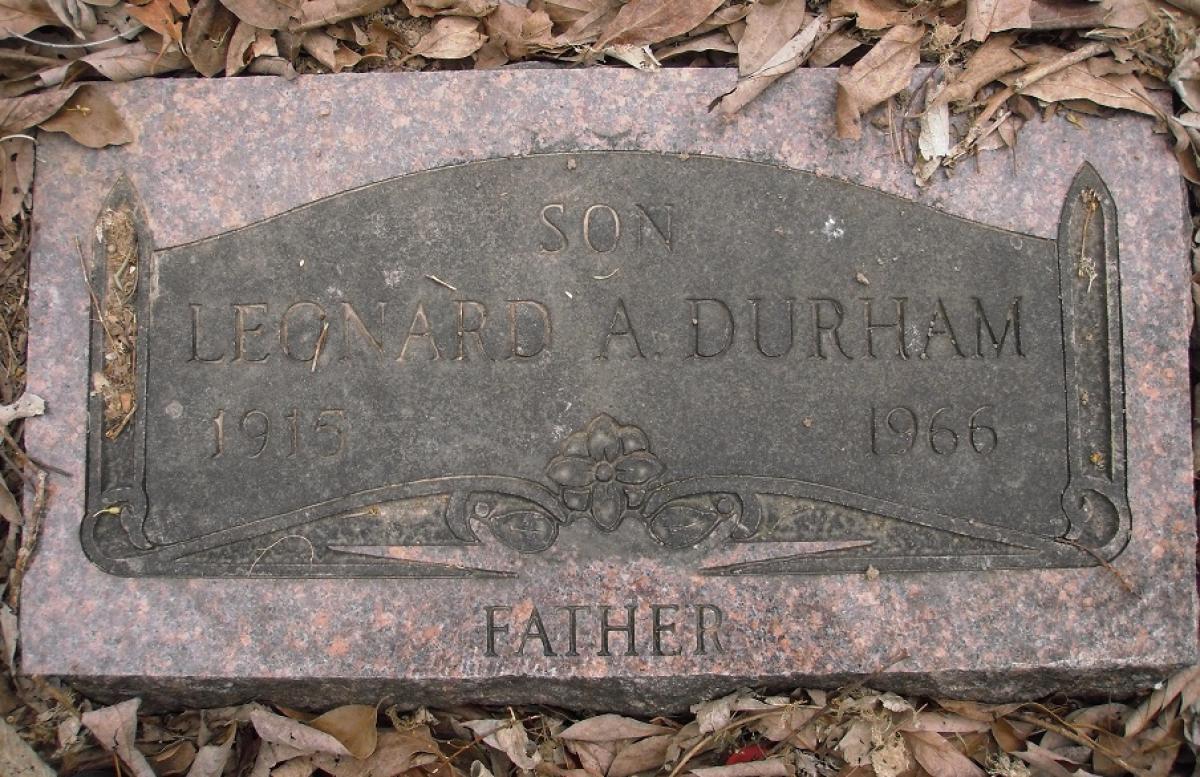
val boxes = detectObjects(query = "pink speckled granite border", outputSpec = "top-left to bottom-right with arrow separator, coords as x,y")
20,69 -> 1197,712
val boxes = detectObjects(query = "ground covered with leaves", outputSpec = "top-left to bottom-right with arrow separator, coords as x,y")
0,0 -> 1198,774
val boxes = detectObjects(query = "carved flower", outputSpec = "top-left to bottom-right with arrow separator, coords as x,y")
545,414 -> 664,531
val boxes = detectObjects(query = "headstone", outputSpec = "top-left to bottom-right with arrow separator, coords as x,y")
21,69 -> 1197,711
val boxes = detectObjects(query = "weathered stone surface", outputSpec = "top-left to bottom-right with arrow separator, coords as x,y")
20,69 -> 1197,712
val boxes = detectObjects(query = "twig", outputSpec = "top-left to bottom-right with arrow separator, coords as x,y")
1055,537 -> 1137,594
247,535 -> 316,575
74,237 -> 118,345
1011,41 -> 1108,92
1014,711 -> 1149,776
8,25 -> 145,49
309,321 -> 329,373
953,41 -> 1110,163
5,468 -> 46,609
666,710 -> 790,777
670,653 -> 910,777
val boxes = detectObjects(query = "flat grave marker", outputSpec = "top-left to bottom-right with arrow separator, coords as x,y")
20,69 -> 1197,711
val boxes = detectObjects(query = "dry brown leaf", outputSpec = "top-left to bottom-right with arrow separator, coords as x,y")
0,136 -> 32,226
250,708 -> 355,757
690,762 -> 792,777
751,706 -> 822,742
314,728 -> 439,777
0,603 -> 15,672
0,0 -> 60,38
185,724 -> 237,777
270,758 -> 317,777
47,0 -> 96,35
127,0 -> 186,43
0,85 -> 79,134
1170,40 -> 1200,113
1101,0 -> 1159,28
990,719 -> 1026,753
837,718 -> 874,766
149,740 -> 198,776
738,0 -> 808,74
82,699 -> 157,777
0,715 -> 54,777
901,731 -> 985,777
224,19 -> 258,73
1012,743 -> 1075,777
902,712 -> 993,734
568,738 -> 617,777
560,714 -> 674,742
714,14 -> 842,113
809,30 -> 861,66
404,0 -> 493,15
1027,0 -> 1106,29
249,740 -> 308,777
917,84 -> 950,166
0,49 -> 63,82
830,0 -> 909,29
38,84 -> 133,148
933,33 -> 1024,105
693,1 -> 748,33
484,4 -> 555,59
692,691 -> 744,735
1166,116 -> 1200,183
291,0 -> 388,30
656,30 -> 736,58
608,735 -> 673,777
301,28 -> 360,70
184,0 -> 236,75
64,40 -> 191,81
539,0 -> 604,25
961,0 -> 1030,42
594,0 -> 724,49
306,704 -> 378,760
554,0 -> 619,44
220,0 -> 291,27
935,700 -> 1023,721
1013,63 -> 1157,115
412,15 -> 483,58
835,23 -> 923,139
1126,667 -> 1200,736
464,719 -> 541,771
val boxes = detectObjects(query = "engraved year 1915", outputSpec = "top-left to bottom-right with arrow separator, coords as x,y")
210,408 -> 348,459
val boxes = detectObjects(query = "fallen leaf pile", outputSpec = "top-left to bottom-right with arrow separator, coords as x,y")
0,678 -> 1197,776
0,0 -> 1196,194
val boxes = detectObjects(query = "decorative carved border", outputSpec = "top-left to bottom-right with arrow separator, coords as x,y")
80,160 -> 1130,579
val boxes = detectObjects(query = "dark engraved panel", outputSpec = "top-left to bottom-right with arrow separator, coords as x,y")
81,152 -> 1128,578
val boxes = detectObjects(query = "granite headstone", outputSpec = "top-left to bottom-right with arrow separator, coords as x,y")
20,69 -> 1197,711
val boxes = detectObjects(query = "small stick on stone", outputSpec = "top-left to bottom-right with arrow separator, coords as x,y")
248,535 -> 316,575
1056,537 -> 1137,594
426,274 -> 458,291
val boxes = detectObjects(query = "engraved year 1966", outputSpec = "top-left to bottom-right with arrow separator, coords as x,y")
870,405 -> 997,456
210,408 -> 348,459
